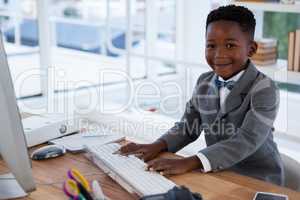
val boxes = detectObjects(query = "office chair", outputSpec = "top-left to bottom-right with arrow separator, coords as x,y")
280,153 -> 300,191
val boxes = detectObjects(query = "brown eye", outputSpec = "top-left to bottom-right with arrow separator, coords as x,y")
206,44 -> 215,49
226,44 -> 235,49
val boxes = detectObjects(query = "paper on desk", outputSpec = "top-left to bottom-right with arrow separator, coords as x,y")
49,133 -> 124,152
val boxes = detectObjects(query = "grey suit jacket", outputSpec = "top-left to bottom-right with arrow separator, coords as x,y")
159,61 -> 284,186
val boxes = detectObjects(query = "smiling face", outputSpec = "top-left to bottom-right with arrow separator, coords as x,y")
205,20 -> 257,80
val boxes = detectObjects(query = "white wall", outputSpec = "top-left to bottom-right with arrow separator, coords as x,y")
180,0 -> 211,65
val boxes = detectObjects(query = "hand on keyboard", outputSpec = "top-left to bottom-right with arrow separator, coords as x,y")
117,140 -> 167,162
87,143 -> 176,196
146,156 -> 203,176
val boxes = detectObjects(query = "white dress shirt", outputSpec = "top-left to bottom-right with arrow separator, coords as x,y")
197,70 -> 245,172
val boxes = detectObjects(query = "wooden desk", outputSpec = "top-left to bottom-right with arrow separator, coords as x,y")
1,149 -> 300,200
1,113 -> 300,199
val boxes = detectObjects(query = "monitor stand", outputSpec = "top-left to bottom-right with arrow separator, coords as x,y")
0,173 -> 27,199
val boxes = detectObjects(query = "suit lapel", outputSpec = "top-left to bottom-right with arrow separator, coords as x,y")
209,74 -> 220,117
219,61 -> 259,118
197,74 -> 220,120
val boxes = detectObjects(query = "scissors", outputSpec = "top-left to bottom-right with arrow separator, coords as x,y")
67,168 -> 91,192
63,168 -> 93,200
63,179 -> 86,200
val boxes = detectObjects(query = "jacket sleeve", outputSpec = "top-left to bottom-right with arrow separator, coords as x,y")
199,79 -> 280,171
158,78 -> 204,153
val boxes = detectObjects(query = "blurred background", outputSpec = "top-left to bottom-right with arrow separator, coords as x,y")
1,0 -> 300,160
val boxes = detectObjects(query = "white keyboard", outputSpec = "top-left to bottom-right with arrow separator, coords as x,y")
86,143 -> 176,197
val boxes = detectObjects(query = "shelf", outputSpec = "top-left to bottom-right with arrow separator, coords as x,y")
232,1 -> 300,13
276,70 -> 300,85
256,59 -> 300,85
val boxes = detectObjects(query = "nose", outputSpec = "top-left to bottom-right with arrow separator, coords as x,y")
214,47 -> 226,58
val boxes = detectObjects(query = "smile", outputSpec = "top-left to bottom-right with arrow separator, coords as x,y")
214,63 -> 232,67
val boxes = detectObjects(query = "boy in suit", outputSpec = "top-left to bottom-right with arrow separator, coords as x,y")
119,5 -> 284,186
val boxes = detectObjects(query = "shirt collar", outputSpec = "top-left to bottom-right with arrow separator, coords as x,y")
218,70 -> 245,82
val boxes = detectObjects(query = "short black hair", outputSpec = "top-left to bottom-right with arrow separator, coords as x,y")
206,5 -> 256,39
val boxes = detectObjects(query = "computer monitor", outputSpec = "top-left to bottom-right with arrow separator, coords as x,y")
0,33 -> 36,198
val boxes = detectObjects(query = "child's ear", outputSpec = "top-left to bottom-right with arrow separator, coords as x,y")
248,41 -> 258,57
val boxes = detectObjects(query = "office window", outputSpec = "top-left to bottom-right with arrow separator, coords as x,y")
1,0 -> 210,96
262,12 -> 300,139
43,0 -> 177,92
148,0 -> 176,76
128,0 -> 176,78
263,12 -> 300,59
47,0 -> 131,91
0,0 -> 41,98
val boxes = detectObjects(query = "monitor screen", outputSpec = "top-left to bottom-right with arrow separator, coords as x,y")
0,32 -> 36,198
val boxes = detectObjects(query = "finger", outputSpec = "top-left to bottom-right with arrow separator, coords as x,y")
119,143 -> 136,153
121,148 -> 144,157
134,153 -> 145,160
152,162 -> 171,172
142,153 -> 155,162
146,158 -> 159,170
119,143 -> 139,154
134,151 -> 150,162
146,158 -> 168,166
147,159 -> 170,172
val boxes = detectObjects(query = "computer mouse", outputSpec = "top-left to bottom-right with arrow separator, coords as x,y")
31,144 -> 66,160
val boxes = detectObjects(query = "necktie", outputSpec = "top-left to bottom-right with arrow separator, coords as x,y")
215,78 -> 235,90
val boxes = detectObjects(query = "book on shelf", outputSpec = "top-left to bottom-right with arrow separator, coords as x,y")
251,59 -> 277,66
294,30 -> 300,72
252,52 -> 277,60
256,38 -> 278,49
288,31 -> 295,71
252,38 -> 278,66
256,47 -> 277,54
